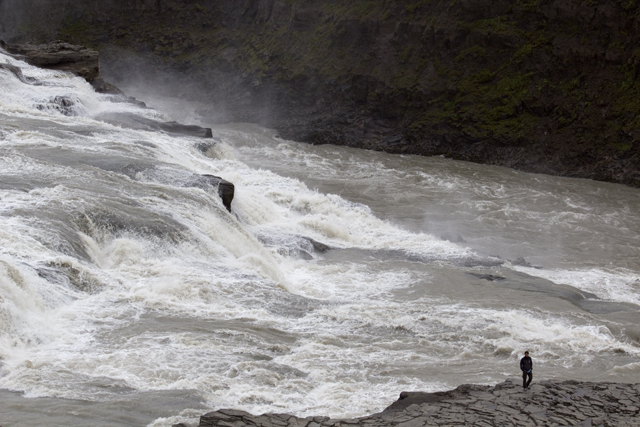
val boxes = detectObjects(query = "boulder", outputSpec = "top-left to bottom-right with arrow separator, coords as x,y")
90,76 -> 125,94
195,140 -> 223,154
199,174 -> 234,212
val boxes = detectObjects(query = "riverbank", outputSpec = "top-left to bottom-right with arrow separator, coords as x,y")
194,379 -> 640,427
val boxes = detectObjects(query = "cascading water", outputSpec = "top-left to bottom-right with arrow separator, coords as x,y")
1,49 -> 640,427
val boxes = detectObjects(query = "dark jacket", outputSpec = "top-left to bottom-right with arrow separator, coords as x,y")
520,355 -> 533,373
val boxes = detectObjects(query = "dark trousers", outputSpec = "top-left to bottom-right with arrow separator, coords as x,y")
522,371 -> 532,388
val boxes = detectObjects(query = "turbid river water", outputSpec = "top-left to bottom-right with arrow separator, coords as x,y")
1,49 -> 639,427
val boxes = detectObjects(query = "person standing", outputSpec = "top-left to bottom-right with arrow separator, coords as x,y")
520,351 -> 533,389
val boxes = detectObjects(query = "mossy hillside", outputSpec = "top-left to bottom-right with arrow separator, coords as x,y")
39,0 -> 640,184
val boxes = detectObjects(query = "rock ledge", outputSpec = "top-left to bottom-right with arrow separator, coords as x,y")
196,379 -> 640,427
1,39 -> 100,82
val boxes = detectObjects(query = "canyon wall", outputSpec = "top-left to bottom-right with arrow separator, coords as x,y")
2,0 -> 640,186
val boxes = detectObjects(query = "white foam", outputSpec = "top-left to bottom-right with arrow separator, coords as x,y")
2,50 -> 640,424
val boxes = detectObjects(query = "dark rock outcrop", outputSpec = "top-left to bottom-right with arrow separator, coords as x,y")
199,174 -> 234,213
98,112 -> 214,138
37,95 -> 77,116
198,378 -> 640,426
0,40 -> 215,135
0,39 -> 124,95
2,1 -> 640,187
159,122 -> 213,139
91,77 -> 125,95
118,165 -> 234,212
0,40 -> 100,82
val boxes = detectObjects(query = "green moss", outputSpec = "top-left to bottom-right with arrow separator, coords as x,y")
398,46 -> 414,63
620,0 -> 637,10
413,99 -> 457,129
58,19 -> 93,45
463,16 -> 518,36
613,68 -> 640,131
319,1 -> 387,20
609,141 -> 634,152
417,70 -> 537,139
609,40 -> 625,51
474,69 -> 496,84
432,57 -> 449,76
455,46 -> 487,63
25,0 -> 639,174
514,43 -> 534,60
519,0 -> 542,12
405,1 -> 429,15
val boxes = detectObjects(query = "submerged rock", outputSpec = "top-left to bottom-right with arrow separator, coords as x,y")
0,62 -> 34,83
118,165 -> 234,212
441,232 -> 466,243
90,76 -> 125,95
510,257 -> 542,269
158,121 -> 213,138
195,139 -> 223,154
35,95 -> 77,116
467,272 -> 506,281
257,233 -> 331,260
98,112 -> 213,138
198,378 -> 640,426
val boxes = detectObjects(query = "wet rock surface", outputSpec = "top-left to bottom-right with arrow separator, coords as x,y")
197,379 -> 640,427
0,40 -> 139,99
198,174 -> 235,213
0,39 -> 100,82
0,41 -> 214,136
98,113 -> 214,138
0,62 -> 34,83
0,46 -> 232,212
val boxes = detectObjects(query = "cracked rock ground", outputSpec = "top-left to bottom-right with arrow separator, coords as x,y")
193,378 -> 640,427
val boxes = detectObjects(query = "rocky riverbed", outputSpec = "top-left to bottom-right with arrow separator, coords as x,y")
193,379 -> 640,427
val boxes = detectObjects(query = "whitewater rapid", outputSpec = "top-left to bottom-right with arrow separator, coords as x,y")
1,49 -> 640,427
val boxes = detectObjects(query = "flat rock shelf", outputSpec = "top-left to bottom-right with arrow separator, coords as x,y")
194,379 -> 640,427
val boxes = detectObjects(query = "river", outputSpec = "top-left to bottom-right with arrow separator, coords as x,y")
1,48 -> 639,427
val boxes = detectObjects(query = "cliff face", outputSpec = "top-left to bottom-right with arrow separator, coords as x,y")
2,0 -> 640,186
